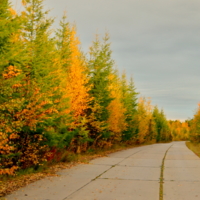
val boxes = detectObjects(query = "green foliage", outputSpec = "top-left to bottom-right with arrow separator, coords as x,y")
0,0 -> 26,175
87,34 -> 114,142
153,106 -> 172,142
121,74 -> 138,141
21,0 -> 71,147
56,14 -> 71,70
190,105 -> 200,142
0,0 -> 23,73
22,0 -> 55,89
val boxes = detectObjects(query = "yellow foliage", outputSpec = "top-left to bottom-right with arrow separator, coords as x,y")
9,8 -> 17,16
107,73 -> 127,140
65,27 -> 91,126
169,120 -> 190,141
189,103 -> 200,142
136,97 -> 154,143
10,33 -> 20,43
22,0 -> 27,6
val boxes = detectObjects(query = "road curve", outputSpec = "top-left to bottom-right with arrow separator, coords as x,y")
5,142 -> 200,200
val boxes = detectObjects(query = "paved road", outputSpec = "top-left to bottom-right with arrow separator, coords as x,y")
5,142 -> 200,200
164,142 -> 200,200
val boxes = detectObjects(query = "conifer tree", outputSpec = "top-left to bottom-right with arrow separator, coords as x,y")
136,97 -> 156,143
55,15 -> 92,152
87,34 -> 114,145
107,70 -> 127,142
65,26 -> 91,152
120,73 -> 138,141
56,14 -> 71,71
0,0 -> 22,71
2,0 -> 61,170
0,0 -> 26,175
22,0 -> 55,91
190,104 -> 200,142
153,106 -> 171,142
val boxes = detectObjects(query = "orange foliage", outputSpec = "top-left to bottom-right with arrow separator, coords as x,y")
9,8 -> 17,16
169,120 -> 190,141
0,65 -> 56,174
65,27 -> 91,125
2,65 -> 21,79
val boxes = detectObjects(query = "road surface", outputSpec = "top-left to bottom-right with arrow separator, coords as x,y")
5,141 -> 200,200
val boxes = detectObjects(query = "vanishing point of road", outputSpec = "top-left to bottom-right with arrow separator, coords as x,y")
6,141 -> 200,200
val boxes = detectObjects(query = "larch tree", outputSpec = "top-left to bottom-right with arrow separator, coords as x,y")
6,0 -> 60,170
136,97 -> 155,143
64,26 -> 92,152
107,71 -> 127,143
56,15 -> 92,152
190,103 -> 200,142
120,73 -> 138,142
87,34 -> 114,147
0,0 -> 25,175
153,106 -> 171,142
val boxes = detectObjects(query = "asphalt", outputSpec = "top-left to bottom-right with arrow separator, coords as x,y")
5,141 -> 200,200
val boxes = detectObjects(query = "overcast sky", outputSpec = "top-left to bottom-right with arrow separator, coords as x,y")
11,0 -> 200,121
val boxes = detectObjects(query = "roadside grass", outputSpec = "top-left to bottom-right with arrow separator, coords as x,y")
186,141 -> 200,157
0,142 -> 154,197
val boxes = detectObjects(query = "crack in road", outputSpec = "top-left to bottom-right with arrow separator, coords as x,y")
159,144 -> 173,200
62,147 -> 148,200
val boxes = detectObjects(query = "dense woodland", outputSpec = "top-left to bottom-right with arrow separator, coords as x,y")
0,0 -> 199,176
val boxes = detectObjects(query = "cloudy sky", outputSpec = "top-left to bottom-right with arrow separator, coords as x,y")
11,0 -> 200,121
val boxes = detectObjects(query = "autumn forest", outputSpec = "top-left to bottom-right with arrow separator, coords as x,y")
0,0 -> 200,176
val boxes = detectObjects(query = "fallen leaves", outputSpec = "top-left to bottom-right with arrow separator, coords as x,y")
0,144 -> 139,197
0,162 -> 76,197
